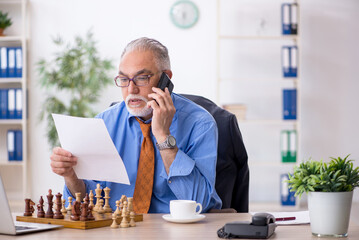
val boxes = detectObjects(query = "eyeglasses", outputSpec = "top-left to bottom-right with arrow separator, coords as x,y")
114,74 -> 154,87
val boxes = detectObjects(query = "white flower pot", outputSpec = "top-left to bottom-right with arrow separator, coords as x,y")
308,191 -> 353,237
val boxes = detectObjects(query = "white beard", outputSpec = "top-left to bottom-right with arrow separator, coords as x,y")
125,94 -> 153,117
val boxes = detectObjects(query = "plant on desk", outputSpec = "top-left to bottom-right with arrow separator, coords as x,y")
0,10 -> 12,36
287,155 -> 359,237
37,30 -> 114,148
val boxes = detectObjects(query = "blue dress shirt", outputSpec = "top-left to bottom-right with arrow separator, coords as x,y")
63,93 -> 222,213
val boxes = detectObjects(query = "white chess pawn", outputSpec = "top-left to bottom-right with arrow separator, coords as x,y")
110,212 -> 119,228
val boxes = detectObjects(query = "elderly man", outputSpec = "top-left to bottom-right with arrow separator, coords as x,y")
50,37 -> 222,213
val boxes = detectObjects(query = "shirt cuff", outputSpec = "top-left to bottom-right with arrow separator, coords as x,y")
164,149 -> 195,179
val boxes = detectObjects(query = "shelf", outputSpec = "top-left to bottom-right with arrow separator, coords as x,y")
0,0 -> 22,3
219,78 -> 298,83
249,162 -> 297,167
0,36 -> 23,42
0,161 -> 23,167
0,78 -> 23,83
0,119 -> 23,125
219,35 -> 298,41
238,119 -> 297,125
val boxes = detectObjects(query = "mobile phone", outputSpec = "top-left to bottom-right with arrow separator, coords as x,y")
157,72 -> 174,94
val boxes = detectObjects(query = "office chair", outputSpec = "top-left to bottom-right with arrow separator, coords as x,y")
180,94 -> 249,213
110,94 -> 249,213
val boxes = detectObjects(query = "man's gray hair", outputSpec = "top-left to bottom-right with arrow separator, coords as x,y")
121,37 -> 171,70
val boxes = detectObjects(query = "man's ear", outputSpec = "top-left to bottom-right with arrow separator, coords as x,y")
164,70 -> 173,79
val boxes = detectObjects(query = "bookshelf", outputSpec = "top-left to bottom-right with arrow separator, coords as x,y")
0,0 -> 28,207
216,0 -> 301,203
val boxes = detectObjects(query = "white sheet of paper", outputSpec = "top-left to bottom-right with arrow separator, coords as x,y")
52,113 -> 130,185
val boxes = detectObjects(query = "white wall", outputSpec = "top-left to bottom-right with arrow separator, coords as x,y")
26,0 -> 359,203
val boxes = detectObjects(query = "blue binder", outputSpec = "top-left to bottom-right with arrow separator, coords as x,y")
282,46 -> 298,78
283,89 -> 297,120
7,88 -> 15,119
290,46 -> 298,77
280,173 -> 296,206
15,88 -> 22,119
281,3 -> 291,35
0,89 -> 8,119
0,47 -> 8,78
7,130 -> 16,161
15,47 -> 22,78
7,47 -> 16,78
282,46 -> 291,77
15,130 -> 23,161
290,3 -> 298,35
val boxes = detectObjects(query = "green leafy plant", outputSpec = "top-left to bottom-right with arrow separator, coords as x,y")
0,11 -> 12,29
287,155 -> 359,198
37,31 -> 114,148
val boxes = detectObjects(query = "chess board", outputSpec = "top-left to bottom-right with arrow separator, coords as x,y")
16,212 -> 143,229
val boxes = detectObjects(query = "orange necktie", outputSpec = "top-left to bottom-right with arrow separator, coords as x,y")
133,117 -> 155,213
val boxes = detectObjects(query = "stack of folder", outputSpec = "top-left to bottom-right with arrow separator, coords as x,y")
280,130 -> 297,162
280,173 -> 296,205
281,3 -> 298,35
0,88 -> 22,119
0,46 -> 23,78
282,46 -> 298,78
282,89 -> 297,120
7,129 -> 23,161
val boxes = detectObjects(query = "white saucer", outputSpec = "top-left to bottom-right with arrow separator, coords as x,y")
162,214 -> 206,223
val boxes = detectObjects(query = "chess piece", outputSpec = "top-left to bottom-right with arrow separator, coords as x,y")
61,199 -> 67,214
120,202 -> 129,228
70,201 -> 81,221
87,205 -> 95,221
127,197 -> 133,213
97,199 -> 105,214
103,187 -> 112,213
24,198 -> 33,216
37,196 -> 45,218
94,184 -> 102,212
45,189 -> 54,218
89,190 -> 94,208
54,193 -> 64,219
80,202 -> 88,221
110,212 -> 119,228
66,196 -> 73,212
114,200 -> 121,217
75,192 -> 81,203
129,211 -> 136,227
84,193 -> 89,205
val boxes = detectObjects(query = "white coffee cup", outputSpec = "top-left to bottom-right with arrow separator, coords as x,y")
170,200 -> 202,219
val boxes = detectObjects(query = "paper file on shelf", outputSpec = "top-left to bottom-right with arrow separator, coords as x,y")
52,113 -> 130,185
250,211 -> 310,225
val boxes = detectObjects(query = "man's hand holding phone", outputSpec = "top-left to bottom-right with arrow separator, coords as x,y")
148,85 -> 175,144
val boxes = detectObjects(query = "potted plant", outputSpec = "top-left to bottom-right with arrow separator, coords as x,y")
287,155 -> 359,237
0,10 -> 12,36
37,31 -> 114,148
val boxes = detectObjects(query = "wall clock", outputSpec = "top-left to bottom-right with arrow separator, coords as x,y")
170,1 -> 199,29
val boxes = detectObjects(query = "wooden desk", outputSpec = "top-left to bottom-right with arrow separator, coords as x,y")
1,213 -> 359,240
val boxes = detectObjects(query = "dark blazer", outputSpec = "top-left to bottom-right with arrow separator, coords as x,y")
110,94 -> 249,212
180,94 -> 249,213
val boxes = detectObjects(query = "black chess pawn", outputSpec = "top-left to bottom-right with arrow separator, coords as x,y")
37,196 -> 45,218
87,205 -> 95,221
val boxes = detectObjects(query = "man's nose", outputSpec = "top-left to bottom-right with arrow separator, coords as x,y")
128,80 -> 139,94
